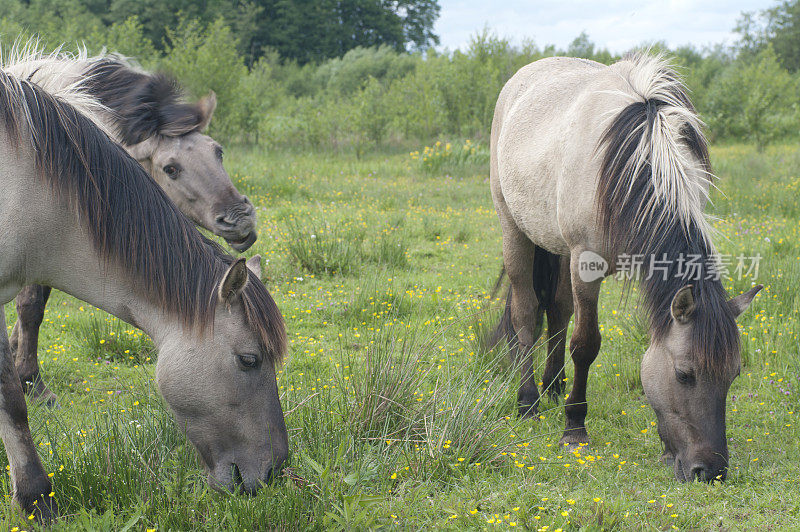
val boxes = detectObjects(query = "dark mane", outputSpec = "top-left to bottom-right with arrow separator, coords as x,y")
596,63 -> 738,375
82,57 -> 206,144
0,71 -> 285,364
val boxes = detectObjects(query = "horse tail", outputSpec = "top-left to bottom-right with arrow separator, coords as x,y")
489,246 -> 560,348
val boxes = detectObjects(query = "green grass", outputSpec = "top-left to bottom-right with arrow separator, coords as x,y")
3,144 -> 800,530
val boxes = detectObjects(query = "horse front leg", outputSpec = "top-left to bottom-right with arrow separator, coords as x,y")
541,256 -> 573,401
0,306 -> 55,522
559,251 -> 602,449
13,285 -> 57,406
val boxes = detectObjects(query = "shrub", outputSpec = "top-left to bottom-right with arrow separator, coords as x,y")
88,16 -> 156,61
705,46 -> 799,149
161,17 -> 248,141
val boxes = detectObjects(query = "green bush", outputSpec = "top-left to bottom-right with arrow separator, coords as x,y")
705,46 -> 799,148
161,17 -> 248,141
3,6 -> 800,150
90,16 -> 156,63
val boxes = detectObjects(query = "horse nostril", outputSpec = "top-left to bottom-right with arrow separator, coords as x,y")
690,464 -> 717,482
215,215 -> 235,229
231,463 -> 244,489
242,197 -> 255,216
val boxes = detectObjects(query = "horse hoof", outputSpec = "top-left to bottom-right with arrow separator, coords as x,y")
559,430 -> 590,452
24,379 -> 59,408
518,404 -> 539,418
14,487 -> 57,524
660,451 -> 675,466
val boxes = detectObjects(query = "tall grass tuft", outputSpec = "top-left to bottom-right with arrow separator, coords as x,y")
284,218 -> 365,276
369,232 -> 409,269
410,139 -> 490,175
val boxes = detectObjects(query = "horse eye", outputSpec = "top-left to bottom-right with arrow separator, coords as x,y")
675,369 -> 696,386
163,164 -> 179,179
236,354 -> 259,369
216,148 -> 224,161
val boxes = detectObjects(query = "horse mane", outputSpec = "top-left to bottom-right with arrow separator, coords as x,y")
2,40 -> 208,145
0,42 -> 111,133
0,69 -> 285,364
82,56 -> 208,144
596,53 -> 738,375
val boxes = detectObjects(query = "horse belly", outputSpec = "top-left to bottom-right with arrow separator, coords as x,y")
500,161 -> 569,255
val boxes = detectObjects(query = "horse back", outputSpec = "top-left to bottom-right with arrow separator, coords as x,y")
491,57 -> 635,257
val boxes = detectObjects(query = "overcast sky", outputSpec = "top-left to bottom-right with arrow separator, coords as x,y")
434,1 -> 776,53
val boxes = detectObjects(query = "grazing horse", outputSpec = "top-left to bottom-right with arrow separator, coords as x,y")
0,69 -> 287,520
490,54 -> 761,482
3,46 -> 258,404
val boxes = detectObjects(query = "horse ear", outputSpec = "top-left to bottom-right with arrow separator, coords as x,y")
728,285 -> 762,318
670,285 -> 696,324
126,137 -> 158,162
218,257 -> 248,308
196,91 -> 217,132
246,254 -> 262,279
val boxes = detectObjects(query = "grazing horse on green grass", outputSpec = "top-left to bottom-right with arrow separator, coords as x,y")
3,45 -> 258,404
0,68 -> 287,521
490,54 -> 761,482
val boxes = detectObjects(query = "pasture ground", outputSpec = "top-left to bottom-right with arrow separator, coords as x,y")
2,143 -> 799,530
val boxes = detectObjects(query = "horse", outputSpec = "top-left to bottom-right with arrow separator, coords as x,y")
3,44 -> 258,404
490,54 -> 761,482
0,68 -> 287,521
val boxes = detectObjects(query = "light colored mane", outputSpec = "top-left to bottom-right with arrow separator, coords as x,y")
606,52 -> 714,248
0,40 -> 113,135
597,53 -> 738,375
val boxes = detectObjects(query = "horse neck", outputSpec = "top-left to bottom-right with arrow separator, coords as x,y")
2,158 -> 179,348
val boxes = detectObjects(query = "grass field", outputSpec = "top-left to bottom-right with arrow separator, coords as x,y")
2,143 -> 799,530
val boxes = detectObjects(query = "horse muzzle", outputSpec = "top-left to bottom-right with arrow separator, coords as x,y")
674,449 -> 728,482
214,198 -> 257,251
227,231 -> 257,252
208,451 -> 287,495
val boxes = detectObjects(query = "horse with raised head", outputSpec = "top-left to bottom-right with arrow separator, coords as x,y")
490,54 -> 761,482
3,45 -> 258,404
0,68 -> 286,521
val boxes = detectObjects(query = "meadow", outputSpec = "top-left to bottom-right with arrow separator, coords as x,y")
2,142 -> 799,530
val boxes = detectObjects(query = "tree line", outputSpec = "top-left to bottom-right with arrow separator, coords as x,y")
1,0 -> 798,150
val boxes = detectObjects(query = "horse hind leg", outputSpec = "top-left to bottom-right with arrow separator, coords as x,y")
13,285 -> 57,407
541,256 -> 573,402
495,229 -> 561,417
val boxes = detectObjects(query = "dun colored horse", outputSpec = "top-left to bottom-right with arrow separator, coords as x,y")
490,54 -> 761,482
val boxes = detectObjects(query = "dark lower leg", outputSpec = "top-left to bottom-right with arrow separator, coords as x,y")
502,232 -> 543,418
560,257 -> 601,448
541,317 -> 568,400
541,257 -> 573,401
560,316 -> 601,447
0,309 -> 55,522
517,347 -> 540,417
13,286 -> 56,404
